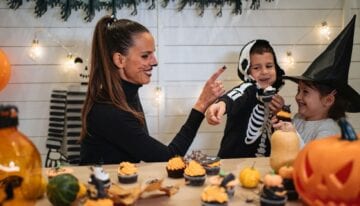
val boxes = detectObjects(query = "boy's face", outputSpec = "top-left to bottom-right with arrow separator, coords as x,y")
295,81 -> 332,121
249,52 -> 276,89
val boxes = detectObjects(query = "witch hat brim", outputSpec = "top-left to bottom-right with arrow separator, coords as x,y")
284,15 -> 360,112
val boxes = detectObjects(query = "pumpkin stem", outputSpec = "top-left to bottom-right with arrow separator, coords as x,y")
251,161 -> 256,169
338,118 -> 358,141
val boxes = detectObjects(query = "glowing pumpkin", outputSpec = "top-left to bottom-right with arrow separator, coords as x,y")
293,118 -> 360,205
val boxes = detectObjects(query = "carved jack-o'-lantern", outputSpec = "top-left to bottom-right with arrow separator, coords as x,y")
293,118 -> 360,205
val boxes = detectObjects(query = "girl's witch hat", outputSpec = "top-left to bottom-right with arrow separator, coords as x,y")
284,15 -> 360,112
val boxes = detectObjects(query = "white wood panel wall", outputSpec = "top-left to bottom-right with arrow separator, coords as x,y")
0,0 -> 359,163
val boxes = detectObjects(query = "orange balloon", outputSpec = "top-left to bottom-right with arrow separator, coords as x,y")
0,49 -> 11,92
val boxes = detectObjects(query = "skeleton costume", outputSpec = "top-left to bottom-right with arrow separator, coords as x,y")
217,40 -> 285,158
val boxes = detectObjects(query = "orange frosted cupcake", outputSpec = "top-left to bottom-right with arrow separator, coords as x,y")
117,162 -> 138,184
184,160 -> 206,186
201,185 -> 229,206
201,156 -> 221,176
276,105 -> 291,122
166,156 -> 186,178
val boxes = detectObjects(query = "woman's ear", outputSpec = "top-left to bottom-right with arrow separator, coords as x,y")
113,52 -> 126,69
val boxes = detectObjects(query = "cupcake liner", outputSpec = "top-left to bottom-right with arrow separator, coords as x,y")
118,174 -> 138,184
204,166 -> 220,176
184,174 -> 206,186
167,168 -> 185,178
260,196 -> 287,206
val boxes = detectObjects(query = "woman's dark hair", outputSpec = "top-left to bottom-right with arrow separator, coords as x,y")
303,81 -> 348,120
81,16 -> 149,140
250,40 -> 285,89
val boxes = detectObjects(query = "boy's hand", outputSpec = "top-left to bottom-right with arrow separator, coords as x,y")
269,94 -> 284,114
205,101 -> 226,125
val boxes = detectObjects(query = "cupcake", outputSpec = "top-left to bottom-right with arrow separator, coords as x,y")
209,173 -> 237,198
276,105 -> 291,122
118,162 -> 138,184
201,156 -> 221,176
260,174 -> 287,206
201,185 -> 228,206
90,166 -> 111,189
282,179 -> 298,201
166,156 -> 186,178
278,165 -> 298,201
185,151 -> 221,176
46,166 -> 73,179
184,160 -> 206,186
86,167 -> 113,205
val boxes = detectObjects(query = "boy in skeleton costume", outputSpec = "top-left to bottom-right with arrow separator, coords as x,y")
206,40 -> 285,158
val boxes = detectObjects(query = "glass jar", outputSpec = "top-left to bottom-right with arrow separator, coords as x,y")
0,105 -> 45,205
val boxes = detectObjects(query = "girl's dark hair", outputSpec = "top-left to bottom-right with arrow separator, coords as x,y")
81,16 -> 149,140
250,40 -> 285,89
303,81 -> 348,120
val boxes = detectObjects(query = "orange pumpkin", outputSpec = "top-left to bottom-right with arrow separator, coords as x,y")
0,49 -> 11,92
293,118 -> 360,205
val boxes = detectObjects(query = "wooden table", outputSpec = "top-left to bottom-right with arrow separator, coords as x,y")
37,157 -> 303,205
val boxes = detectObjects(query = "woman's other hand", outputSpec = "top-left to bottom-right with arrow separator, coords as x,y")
194,66 -> 226,113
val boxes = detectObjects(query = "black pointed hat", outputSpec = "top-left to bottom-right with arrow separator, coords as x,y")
284,15 -> 360,112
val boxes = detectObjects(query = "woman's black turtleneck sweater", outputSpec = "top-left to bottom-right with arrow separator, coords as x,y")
80,80 -> 204,165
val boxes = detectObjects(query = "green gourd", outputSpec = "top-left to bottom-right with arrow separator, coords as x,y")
46,174 -> 80,206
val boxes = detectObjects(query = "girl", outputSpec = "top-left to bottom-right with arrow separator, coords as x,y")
273,15 -> 360,144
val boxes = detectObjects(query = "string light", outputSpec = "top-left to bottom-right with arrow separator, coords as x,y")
320,21 -> 331,40
64,53 -> 75,70
29,38 -> 42,61
285,51 -> 295,67
155,86 -> 162,105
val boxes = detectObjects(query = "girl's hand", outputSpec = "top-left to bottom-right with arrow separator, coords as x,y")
273,121 -> 296,132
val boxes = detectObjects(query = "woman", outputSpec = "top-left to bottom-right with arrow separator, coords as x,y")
80,16 -> 225,165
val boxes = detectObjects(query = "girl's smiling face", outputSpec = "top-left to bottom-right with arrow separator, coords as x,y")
295,81 -> 333,120
249,52 -> 276,89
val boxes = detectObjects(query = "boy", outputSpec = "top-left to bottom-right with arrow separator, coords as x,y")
206,39 -> 285,158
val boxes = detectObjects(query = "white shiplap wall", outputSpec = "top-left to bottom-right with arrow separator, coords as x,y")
0,0 -> 359,163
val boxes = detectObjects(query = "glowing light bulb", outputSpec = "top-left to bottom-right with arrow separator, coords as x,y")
29,39 -> 42,61
155,86 -> 162,105
286,51 -> 295,66
64,53 -> 76,70
320,21 -> 330,40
